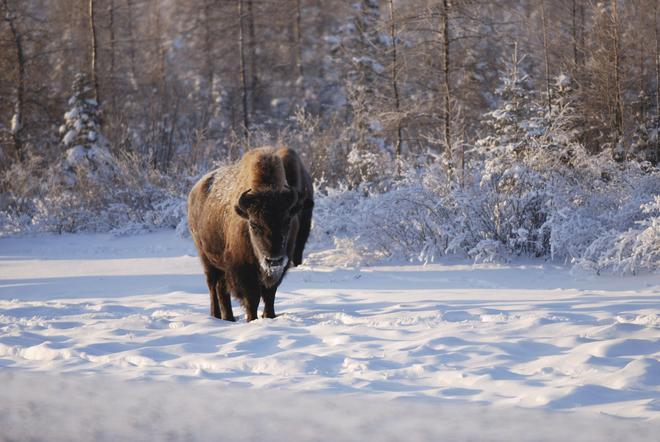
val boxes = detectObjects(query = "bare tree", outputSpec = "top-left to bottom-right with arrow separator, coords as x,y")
294,0 -> 305,99
246,0 -> 258,113
2,0 -> 26,161
572,0 -> 578,69
540,0 -> 551,114
655,0 -> 660,163
108,0 -> 117,112
388,0 -> 403,173
89,0 -> 100,104
125,0 -> 138,86
238,0 -> 250,140
201,0 -> 216,127
612,0 -> 624,139
153,0 -> 166,92
441,0 -> 452,177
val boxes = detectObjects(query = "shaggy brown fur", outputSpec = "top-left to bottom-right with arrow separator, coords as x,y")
188,147 -> 314,321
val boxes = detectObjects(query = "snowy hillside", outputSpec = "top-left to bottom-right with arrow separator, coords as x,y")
1,231 -> 658,440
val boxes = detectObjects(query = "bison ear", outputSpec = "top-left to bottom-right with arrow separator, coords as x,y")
235,189 -> 253,219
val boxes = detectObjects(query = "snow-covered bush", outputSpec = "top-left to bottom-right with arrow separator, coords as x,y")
309,152 -> 658,273
0,157 -> 189,237
572,195 -> 660,275
1,67 -> 657,275
306,65 -> 659,274
0,75 -> 191,237
308,163 -> 454,265
346,146 -> 392,190
469,53 -> 551,259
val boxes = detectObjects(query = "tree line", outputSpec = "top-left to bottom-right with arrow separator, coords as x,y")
1,0 -> 658,178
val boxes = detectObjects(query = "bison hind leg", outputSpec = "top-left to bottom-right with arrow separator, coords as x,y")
202,257 -> 235,321
216,274 -> 235,322
261,286 -> 277,319
203,262 -> 222,319
227,267 -> 261,322
239,294 -> 260,322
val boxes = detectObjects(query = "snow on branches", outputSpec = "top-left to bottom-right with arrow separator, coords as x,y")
57,73 -> 116,187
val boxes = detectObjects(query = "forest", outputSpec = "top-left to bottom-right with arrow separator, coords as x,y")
1,0 -> 658,274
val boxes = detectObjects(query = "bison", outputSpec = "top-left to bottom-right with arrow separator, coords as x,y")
188,147 -> 314,322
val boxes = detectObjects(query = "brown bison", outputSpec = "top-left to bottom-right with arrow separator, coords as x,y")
188,147 -> 314,322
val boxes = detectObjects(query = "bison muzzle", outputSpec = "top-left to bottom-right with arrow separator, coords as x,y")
187,147 -> 314,322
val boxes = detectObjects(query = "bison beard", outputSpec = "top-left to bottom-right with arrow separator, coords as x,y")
187,147 -> 314,322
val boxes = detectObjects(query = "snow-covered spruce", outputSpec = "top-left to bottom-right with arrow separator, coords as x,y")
57,73 -> 116,187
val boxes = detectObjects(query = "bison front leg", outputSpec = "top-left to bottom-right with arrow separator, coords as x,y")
241,293 -> 260,322
229,267 -> 261,322
261,286 -> 277,319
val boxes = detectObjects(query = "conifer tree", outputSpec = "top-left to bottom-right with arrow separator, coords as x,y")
631,90 -> 658,165
58,73 -> 114,185
474,48 -> 550,256
60,74 -> 102,151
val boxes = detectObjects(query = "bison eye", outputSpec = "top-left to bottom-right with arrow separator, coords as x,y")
249,222 -> 263,233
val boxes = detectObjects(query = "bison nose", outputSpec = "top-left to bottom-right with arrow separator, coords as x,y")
265,256 -> 286,267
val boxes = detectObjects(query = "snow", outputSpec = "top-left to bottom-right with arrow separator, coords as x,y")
10,113 -> 21,134
556,73 -> 571,87
2,371 -> 657,442
1,231 -> 659,440
62,129 -> 77,146
352,56 -> 385,74
64,145 -> 87,164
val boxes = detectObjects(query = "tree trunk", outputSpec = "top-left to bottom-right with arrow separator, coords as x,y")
246,0 -> 258,113
202,0 -> 215,126
655,0 -> 660,163
541,0 -> 552,115
294,0 -> 305,100
152,0 -> 168,169
572,0 -> 578,70
126,0 -> 138,87
154,2 -> 166,92
441,0 -> 452,179
579,2 -> 585,62
639,5 -> 645,121
612,0 -> 624,140
388,0 -> 403,175
108,0 -> 117,112
2,0 -> 26,161
89,0 -> 100,105
238,0 -> 250,140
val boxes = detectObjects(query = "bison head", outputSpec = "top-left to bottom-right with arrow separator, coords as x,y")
234,187 -> 301,278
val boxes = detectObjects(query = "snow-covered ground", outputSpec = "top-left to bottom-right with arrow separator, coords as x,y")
1,231 -> 659,440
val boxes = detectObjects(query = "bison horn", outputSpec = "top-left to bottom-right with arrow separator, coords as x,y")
235,189 -> 254,219
238,189 -> 253,209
